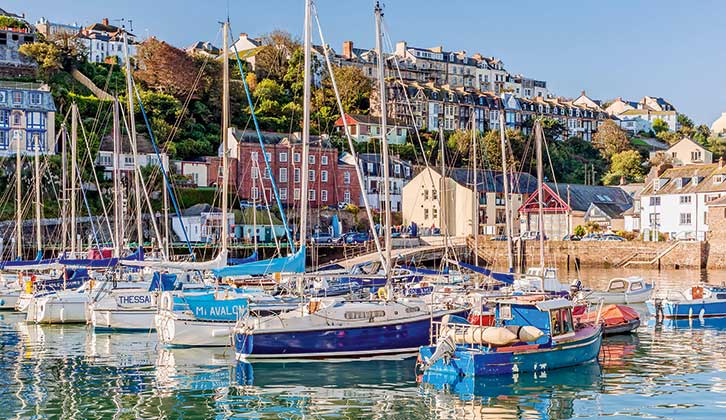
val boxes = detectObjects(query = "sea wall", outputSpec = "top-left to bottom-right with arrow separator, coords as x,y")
474,239 -> 708,270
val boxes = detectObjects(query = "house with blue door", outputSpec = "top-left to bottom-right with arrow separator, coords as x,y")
0,81 -> 56,156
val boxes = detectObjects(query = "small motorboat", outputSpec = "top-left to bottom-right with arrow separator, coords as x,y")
576,304 -> 640,336
418,298 -> 603,377
647,285 -> 726,319
581,277 -> 653,304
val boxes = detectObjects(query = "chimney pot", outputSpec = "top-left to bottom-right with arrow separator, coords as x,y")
102,18 -> 109,26
342,40 -> 353,59
240,33 -> 247,39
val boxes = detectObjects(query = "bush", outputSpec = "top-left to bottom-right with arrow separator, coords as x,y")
615,230 -> 637,240
574,225 -> 586,236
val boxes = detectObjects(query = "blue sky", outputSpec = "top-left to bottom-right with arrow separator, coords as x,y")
8,0 -> 724,125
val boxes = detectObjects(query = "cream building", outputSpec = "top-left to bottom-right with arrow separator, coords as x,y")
649,137 -> 712,166
402,167 -> 537,237
711,112 -> 726,137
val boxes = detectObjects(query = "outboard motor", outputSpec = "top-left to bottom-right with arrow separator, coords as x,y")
569,278 -> 583,299
423,330 -> 456,370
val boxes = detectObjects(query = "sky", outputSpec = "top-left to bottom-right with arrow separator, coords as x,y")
7,0 -> 725,125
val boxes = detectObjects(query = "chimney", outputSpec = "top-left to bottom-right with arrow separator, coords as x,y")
395,41 -> 407,57
342,40 -> 353,59
239,33 -> 247,39
102,18 -> 109,26
581,90 -> 586,96
619,176 -> 626,185
720,157 -> 724,168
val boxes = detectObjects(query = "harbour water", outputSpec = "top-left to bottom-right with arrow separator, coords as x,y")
1,268 -> 725,419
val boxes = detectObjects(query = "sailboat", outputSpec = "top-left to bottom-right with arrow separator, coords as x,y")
232,1 -> 468,360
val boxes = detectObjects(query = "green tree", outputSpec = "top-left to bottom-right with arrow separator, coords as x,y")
602,150 -> 645,185
677,114 -> 694,130
656,130 -> 682,145
574,225 -> 586,237
592,120 -> 631,160
652,118 -> 669,134
255,30 -> 301,83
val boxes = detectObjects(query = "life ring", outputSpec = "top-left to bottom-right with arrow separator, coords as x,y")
160,292 -> 174,311
692,286 -> 704,300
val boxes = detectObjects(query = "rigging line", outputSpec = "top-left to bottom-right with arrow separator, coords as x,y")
74,160 -> 103,252
118,96 -> 167,260
77,109 -> 116,248
132,80 -> 194,258
312,4 -> 387,267
229,24 -> 296,253
252,159 -> 282,255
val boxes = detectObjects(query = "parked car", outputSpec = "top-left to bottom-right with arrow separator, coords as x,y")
600,234 -> 626,241
338,202 -> 350,210
520,231 -> 547,241
581,233 -> 602,241
346,232 -> 370,244
490,235 -> 508,241
311,233 -> 334,244
562,234 -> 582,241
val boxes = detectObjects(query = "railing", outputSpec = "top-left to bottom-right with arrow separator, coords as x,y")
619,240 -> 682,268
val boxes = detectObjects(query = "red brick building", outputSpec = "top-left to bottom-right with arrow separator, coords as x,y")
207,130 -> 361,209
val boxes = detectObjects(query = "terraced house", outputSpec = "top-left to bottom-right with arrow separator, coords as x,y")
0,81 -> 56,156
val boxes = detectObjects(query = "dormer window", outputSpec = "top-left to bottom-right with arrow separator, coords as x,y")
654,178 -> 669,191
714,175 -> 725,184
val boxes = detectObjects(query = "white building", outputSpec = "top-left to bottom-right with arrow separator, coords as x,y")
0,81 -> 56,156
649,137 -> 712,166
96,134 -> 169,179
711,112 -> 726,138
79,18 -> 137,64
171,203 -> 234,243
340,152 -> 412,213
174,160 -> 210,187
640,161 -> 726,241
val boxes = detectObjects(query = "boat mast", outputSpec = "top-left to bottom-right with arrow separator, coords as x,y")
471,107 -> 478,267
499,109 -> 513,272
535,120 -> 545,272
439,116 -> 448,261
123,31 -> 143,251
112,98 -> 122,258
15,129 -> 22,258
252,164 -> 258,252
221,20 -> 230,253
70,103 -> 78,256
60,123 -> 68,254
374,1 -> 392,281
299,0 -> 311,251
33,133 -> 41,256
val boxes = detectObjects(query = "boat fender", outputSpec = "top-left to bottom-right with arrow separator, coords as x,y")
377,287 -> 389,301
308,300 -> 321,314
160,292 -> 174,312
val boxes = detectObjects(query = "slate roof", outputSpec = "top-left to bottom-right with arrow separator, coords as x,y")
447,168 -> 538,194
590,202 -> 628,219
99,134 -> 155,154
358,153 -> 412,178
182,203 -> 220,217
639,163 -> 725,196
337,113 -> 409,127
545,183 -> 633,213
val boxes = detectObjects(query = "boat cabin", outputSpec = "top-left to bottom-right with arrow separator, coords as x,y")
516,267 -> 567,292
606,277 -> 646,294
494,298 -> 576,344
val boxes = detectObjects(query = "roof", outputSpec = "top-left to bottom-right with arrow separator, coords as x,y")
620,109 -> 676,116
706,195 -> 726,207
640,163 -> 725,196
589,202 -> 628,219
447,168 -> 539,194
98,134 -> 156,154
85,22 -> 135,37
335,113 -> 409,128
187,41 -> 220,55
182,203 -> 220,217
711,112 -> 726,136
546,183 -> 633,212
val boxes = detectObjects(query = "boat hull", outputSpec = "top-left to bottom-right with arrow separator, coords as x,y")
419,325 -> 603,377
0,291 -> 19,310
155,310 -> 235,347
235,309 -> 468,360
588,288 -> 653,304
646,299 -> 726,319
91,308 -> 157,332
28,296 -> 88,324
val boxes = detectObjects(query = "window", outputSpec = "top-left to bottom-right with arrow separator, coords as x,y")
432,208 -> 438,219
309,155 -> 315,165
265,152 -> 272,161
251,151 -> 258,161
432,189 -> 438,200
12,91 -> 22,104
251,187 -> 259,200
293,152 -> 301,162
404,167 -> 410,177
321,190 -> 328,202
344,190 -> 351,203
649,213 -> 660,226
691,151 -> 702,161
294,188 -> 300,200
321,170 -> 328,182
309,170 -> 315,182
550,308 -> 574,336
321,155 -> 328,165
423,189 -> 429,200
280,188 -> 288,200
309,189 -> 316,201
294,168 -> 301,183
0,130 -> 8,150
367,162 -> 374,173
680,213 -> 692,225
343,171 -> 351,184
29,92 -> 42,106
0,110 -> 8,127
424,208 -> 429,219
279,167 -> 288,183
394,164 -> 401,175
680,195 -> 692,204
649,197 -> 661,206
262,167 -> 270,179
279,152 -> 288,162
251,167 -> 259,179
12,112 -> 21,126
0,91 -> 5,103
26,132 -> 45,151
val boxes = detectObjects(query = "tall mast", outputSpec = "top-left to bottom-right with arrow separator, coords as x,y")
221,21 -> 230,252
123,31 -> 143,250
439,119 -> 448,260
112,98 -> 122,257
252,164 -> 258,252
299,0 -> 312,251
471,107 -> 478,267
60,123 -> 68,253
15,130 -> 22,258
70,103 -> 78,256
375,1 -> 392,280
499,109 -> 513,272
33,133 -> 41,255
535,120 -> 545,271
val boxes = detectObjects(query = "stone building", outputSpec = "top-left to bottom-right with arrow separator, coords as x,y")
0,9 -> 37,78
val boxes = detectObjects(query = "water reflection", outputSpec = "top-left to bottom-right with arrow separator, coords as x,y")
0,269 -> 725,419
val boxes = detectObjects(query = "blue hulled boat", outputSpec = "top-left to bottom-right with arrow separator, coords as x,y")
418,298 -> 603,377
646,285 -> 726,319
